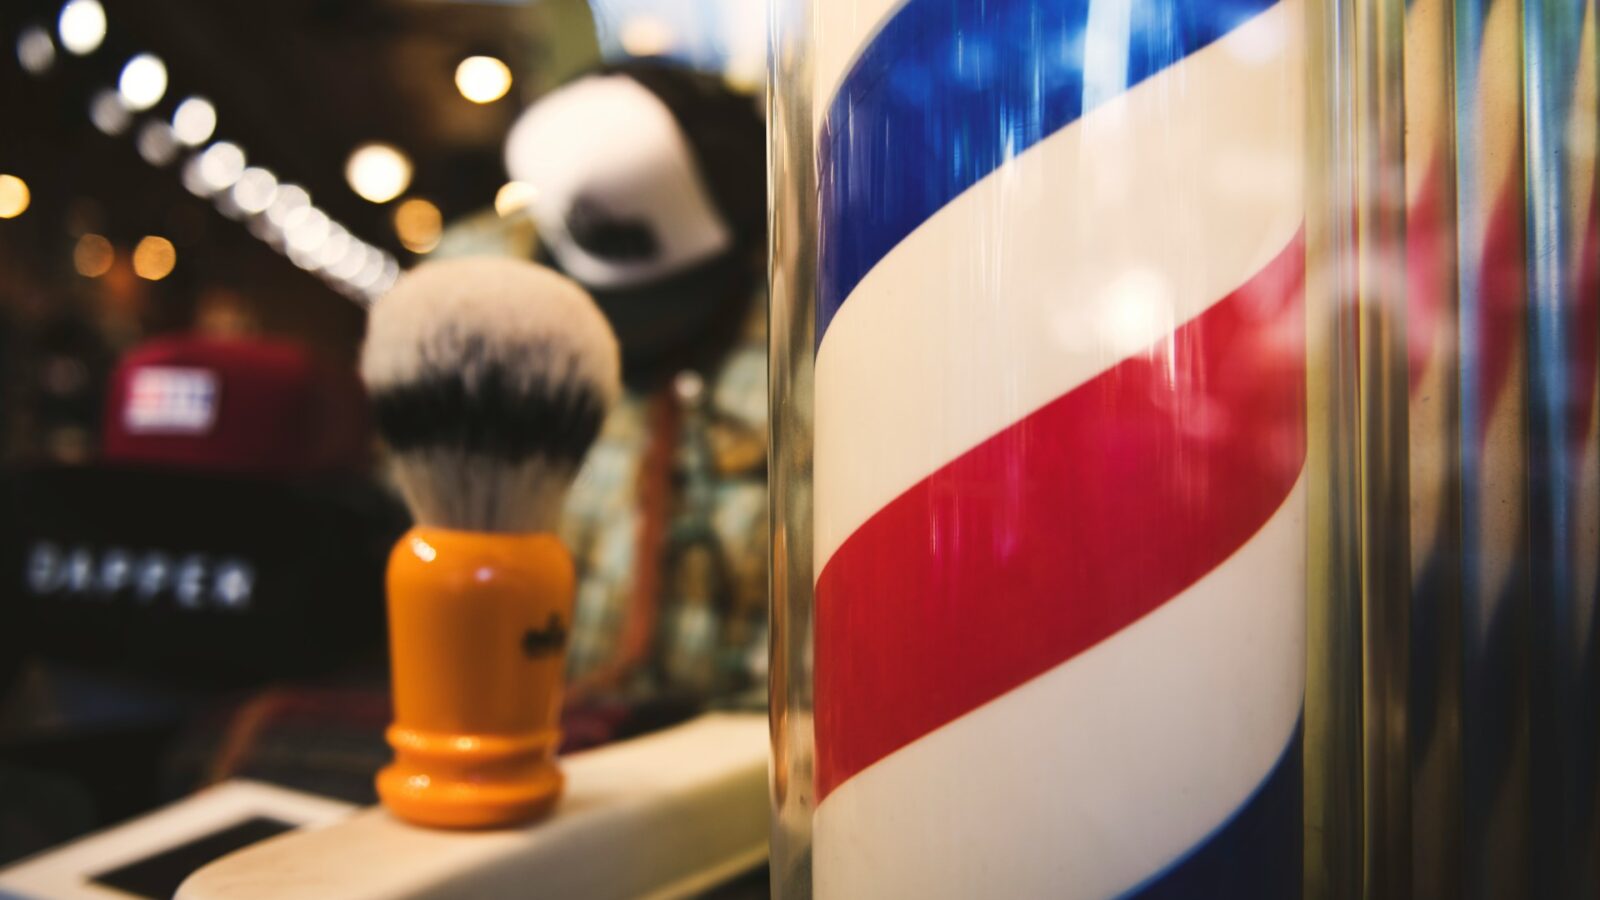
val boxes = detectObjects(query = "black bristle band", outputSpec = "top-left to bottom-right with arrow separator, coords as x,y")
371,363 -> 607,466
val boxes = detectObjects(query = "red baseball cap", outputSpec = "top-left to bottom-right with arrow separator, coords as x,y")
102,335 -> 372,477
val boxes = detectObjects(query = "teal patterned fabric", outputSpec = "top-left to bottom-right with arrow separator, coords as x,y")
560,307 -> 767,704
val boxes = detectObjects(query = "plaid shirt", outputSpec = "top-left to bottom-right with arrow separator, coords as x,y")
560,310 -> 767,705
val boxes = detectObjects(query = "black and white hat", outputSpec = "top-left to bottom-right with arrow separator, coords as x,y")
504,62 -> 763,386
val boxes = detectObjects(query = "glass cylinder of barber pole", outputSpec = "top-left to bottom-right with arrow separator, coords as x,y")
770,1 -> 1321,896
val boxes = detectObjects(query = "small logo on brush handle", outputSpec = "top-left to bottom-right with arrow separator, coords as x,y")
521,613 -> 569,658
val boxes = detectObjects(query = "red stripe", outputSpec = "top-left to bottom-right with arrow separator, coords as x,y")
1408,158 -> 1453,393
1569,179 -> 1599,458
814,231 -> 1307,802
1476,183 -> 1527,435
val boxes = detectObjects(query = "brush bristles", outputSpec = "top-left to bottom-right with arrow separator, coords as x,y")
361,257 -> 621,533
387,452 -> 575,535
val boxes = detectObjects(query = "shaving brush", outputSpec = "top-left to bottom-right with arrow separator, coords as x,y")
361,257 -> 620,829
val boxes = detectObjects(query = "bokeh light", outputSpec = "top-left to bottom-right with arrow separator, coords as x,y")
345,143 -> 411,204
311,224 -> 346,268
0,175 -> 31,219
89,89 -> 131,135
196,141 -> 246,194
118,53 -> 167,111
455,56 -> 512,104
329,242 -> 369,280
285,206 -> 331,254
232,167 -> 279,215
57,0 -> 105,56
136,122 -> 179,166
17,26 -> 55,75
132,236 -> 176,281
393,197 -> 442,253
265,184 -> 310,228
74,234 -> 113,277
353,249 -> 388,289
172,97 -> 217,147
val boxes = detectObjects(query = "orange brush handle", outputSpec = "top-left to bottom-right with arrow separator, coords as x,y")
376,526 -> 574,829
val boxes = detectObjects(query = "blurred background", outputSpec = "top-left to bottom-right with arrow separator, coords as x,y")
0,0 -> 763,446
0,0 -> 769,879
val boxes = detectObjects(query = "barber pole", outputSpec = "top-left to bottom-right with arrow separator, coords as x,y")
809,0 -> 1306,895
1453,1 -> 1532,893
1404,0 -> 1463,887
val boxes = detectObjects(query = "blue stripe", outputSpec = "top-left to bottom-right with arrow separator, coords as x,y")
1449,5 -> 1491,886
815,0 -> 1280,343
1411,547 -> 1450,765
1122,722 -> 1302,898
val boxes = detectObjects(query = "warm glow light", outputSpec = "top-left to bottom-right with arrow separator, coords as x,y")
0,175 -> 31,219
454,56 -> 512,104
494,181 -> 537,217
90,89 -> 131,135
620,15 -> 676,57
17,26 -> 55,75
74,233 -> 113,277
58,0 -> 105,56
393,197 -> 441,254
232,167 -> 279,215
196,141 -> 246,194
345,143 -> 411,204
172,97 -> 216,147
118,53 -> 167,111
136,122 -> 178,166
132,235 -> 176,281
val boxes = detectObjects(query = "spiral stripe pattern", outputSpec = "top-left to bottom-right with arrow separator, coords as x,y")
810,0 -> 1307,895
1451,4 -> 1533,891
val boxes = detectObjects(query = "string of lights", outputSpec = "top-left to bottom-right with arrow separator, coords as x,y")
14,0 -> 402,305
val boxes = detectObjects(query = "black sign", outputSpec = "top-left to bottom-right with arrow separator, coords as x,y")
26,541 -> 256,612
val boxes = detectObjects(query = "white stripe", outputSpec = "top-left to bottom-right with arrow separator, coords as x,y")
1475,339 -> 1527,649
1463,1 -> 1529,650
814,0 -> 1303,575
1404,0 -> 1450,206
1410,334 -> 1455,583
814,476 -> 1306,900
